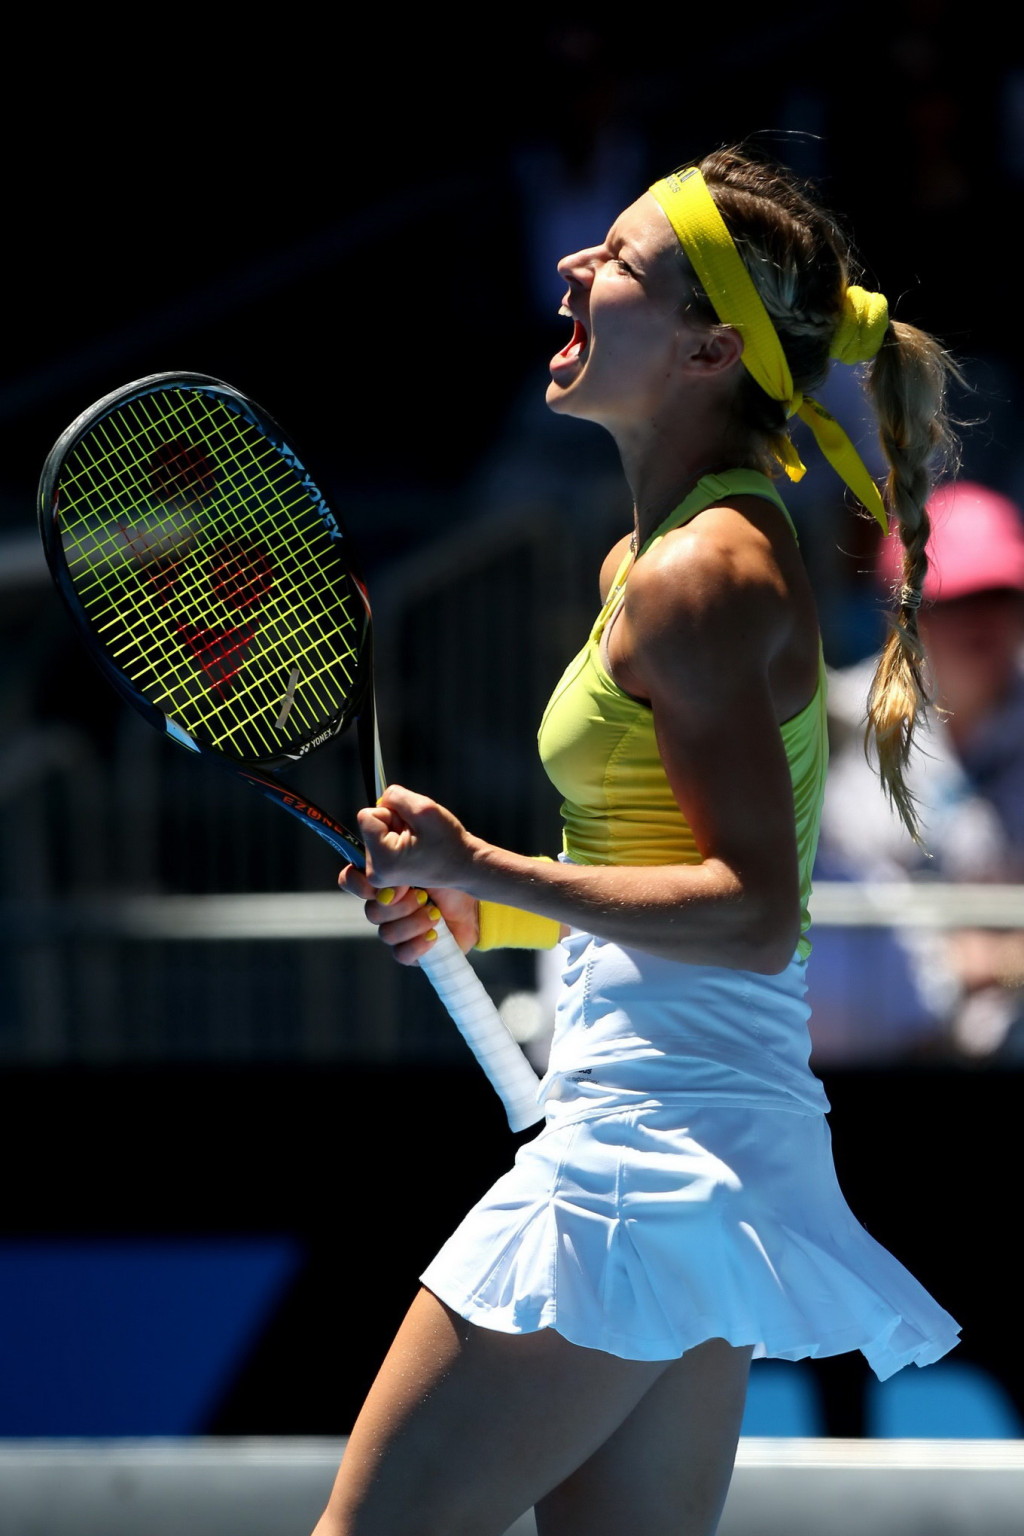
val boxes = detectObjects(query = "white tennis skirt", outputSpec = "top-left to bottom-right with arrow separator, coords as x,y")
420,939 -> 961,1382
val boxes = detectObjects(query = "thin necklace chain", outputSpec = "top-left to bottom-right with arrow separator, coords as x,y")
630,466 -> 722,556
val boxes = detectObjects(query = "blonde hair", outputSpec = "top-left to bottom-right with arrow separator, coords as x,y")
688,145 -> 960,839
863,324 -> 960,838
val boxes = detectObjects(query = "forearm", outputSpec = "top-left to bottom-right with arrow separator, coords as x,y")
354,787 -> 801,972
465,838 -> 799,974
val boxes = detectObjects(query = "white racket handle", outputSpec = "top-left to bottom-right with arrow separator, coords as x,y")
418,920 -> 544,1132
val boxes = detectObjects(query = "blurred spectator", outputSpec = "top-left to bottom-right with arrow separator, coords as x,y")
807,480 -> 1024,1066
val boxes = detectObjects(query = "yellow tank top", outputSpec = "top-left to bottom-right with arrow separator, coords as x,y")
537,470 -> 828,960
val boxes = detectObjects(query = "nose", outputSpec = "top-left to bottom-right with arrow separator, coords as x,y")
556,244 -> 600,291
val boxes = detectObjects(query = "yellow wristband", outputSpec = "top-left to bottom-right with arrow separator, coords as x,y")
475,858 -> 560,951
475,901 -> 562,951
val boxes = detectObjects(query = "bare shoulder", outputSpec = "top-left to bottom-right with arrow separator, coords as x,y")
611,492 -> 823,723
626,496 -> 796,641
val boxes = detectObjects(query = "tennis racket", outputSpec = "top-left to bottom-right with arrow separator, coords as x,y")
37,371 -> 543,1132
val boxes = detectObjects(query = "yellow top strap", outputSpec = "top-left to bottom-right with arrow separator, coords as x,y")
649,167 -> 890,533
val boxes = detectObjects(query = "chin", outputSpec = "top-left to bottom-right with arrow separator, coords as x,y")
545,379 -> 594,422
544,376 -> 570,412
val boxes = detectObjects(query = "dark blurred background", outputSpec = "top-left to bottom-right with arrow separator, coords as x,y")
2,10 -> 1022,1447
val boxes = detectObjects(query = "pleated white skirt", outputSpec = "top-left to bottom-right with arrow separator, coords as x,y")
420,1098 -> 960,1380
420,934 -> 961,1381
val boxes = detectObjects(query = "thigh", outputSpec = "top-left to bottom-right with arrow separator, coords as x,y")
534,1336 -> 753,1536
310,1286 -> 675,1536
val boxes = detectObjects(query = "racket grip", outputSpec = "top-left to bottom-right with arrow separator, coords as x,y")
419,922 -> 544,1133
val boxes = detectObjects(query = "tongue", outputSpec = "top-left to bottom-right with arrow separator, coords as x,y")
560,320 -> 588,360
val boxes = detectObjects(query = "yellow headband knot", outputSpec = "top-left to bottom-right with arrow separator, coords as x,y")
831,286 -> 889,365
649,167 -> 890,533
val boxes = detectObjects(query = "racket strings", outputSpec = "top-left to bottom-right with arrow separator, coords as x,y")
106,406 -> 358,740
54,386 -> 366,761
77,399 -> 357,750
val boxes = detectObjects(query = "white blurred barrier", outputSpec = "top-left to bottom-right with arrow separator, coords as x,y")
7,880 -> 1024,942
6,502 -> 1024,1064
0,1437 -> 1022,1536
2,878 -> 1021,1063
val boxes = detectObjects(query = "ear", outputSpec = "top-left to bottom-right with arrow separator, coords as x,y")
682,325 -> 745,377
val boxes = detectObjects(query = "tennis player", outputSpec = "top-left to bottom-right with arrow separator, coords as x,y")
311,145 -> 962,1536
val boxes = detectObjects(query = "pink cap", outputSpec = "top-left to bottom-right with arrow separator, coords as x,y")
876,480 -> 1024,601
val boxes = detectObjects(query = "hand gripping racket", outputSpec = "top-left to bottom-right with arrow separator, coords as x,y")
37,372 -> 543,1132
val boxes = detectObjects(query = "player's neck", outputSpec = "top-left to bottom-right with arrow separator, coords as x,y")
618,417 -> 756,552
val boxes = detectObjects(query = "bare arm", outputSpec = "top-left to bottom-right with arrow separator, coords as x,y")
354,505 -> 812,974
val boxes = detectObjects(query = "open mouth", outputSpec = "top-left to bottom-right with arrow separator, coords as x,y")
558,309 -> 589,362
550,308 -> 589,381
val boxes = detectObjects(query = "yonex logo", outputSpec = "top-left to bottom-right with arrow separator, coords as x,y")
297,728 -> 336,754
277,442 -> 344,540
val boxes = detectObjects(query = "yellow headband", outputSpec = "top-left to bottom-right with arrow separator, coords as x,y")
649,167 -> 890,533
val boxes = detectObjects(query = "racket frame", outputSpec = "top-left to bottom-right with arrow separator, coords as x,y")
37,372 -> 544,1131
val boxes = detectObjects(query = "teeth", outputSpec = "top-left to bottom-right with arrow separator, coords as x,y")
558,304 -> 572,318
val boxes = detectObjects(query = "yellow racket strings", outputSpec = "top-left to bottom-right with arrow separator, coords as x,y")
57,389 -> 362,759
62,393 -> 318,755
102,391 -> 359,757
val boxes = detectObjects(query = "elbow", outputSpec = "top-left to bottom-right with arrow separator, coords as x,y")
659,864 -> 802,972
750,941 -> 799,976
728,894 -> 801,975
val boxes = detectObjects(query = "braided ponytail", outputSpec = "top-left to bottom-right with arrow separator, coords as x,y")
690,146 -> 961,841
865,323 -> 961,840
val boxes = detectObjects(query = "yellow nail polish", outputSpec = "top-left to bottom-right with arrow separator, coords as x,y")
427,905 -> 441,921
415,889 -> 429,906
425,929 -> 438,943
377,888 -> 395,906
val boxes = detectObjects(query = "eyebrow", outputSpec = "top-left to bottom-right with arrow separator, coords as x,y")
611,233 -> 646,268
